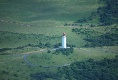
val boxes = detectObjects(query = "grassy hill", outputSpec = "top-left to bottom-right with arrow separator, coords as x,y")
0,0 -> 118,80
0,0 -> 100,25
0,0 -> 102,49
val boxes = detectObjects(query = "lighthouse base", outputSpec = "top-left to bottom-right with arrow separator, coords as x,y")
59,46 -> 70,49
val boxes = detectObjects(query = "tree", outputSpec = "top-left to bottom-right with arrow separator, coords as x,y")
47,50 -> 51,53
97,0 -> 118,25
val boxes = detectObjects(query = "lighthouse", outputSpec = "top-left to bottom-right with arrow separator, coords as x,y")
62,32 -> 66,48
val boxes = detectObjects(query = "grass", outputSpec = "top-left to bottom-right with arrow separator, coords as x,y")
0,0 -> 102,49
0,0 -> 100,24
27,47 -> 117,67
0,0 -> 118,80
0,46 -> 117,79
0,25 -> 86,48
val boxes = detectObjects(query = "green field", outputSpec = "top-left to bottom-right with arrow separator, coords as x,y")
0,0 -> 99,22
27,47 -> 117,67
0,46 -> 117,80
0,0 -> 118,80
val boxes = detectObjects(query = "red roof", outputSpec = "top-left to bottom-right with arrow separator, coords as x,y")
63,32 -> 66,36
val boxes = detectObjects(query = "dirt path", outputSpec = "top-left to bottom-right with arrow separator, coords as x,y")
23,48 -> 71,68
0,49 -> 47,63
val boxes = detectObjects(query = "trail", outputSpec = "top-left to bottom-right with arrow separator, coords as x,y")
23,49 -> 71,68
24,53 -> 70,68
1,47 -> 116,67
0,49 -> 46,63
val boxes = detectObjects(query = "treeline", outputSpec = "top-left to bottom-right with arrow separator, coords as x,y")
72,0 -> 118,26
30,72 -> 59,80
0,31 -> 60,49
72,28 -> 99,36
30,55 -> 118,80
16,42 -> 52,49
97,0 -> 118,25
65,11 -> 98,27
84,32 -> 118,47
0,42 -> 52,53
72,28 -> 118,47
74,12 -> 97,24
57,55 -> 118,80
0,48 -> 11,54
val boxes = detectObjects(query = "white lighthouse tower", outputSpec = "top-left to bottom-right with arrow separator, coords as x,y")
62,32 -> 66,48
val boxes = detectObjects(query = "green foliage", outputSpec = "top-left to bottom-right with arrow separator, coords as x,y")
30,55 -> 118,80
72,28 -> 99,36
47,50 -> 51,53
57,55 -> 118,80
0,0 -> 117,80
54,47 -> 74,56
97,0 -> 118,25
54,43 -> 76,48
72,27 -> 118,47
54,43 -> 61,48
30,72 -> 59,80
84,32 -> 118,47
0,31 -> 59,48
0,48 -> 11,53
74,12 -> 98,24
0,0 -> 100,24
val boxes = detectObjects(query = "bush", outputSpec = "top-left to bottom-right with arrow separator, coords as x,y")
55,47 -> 74,56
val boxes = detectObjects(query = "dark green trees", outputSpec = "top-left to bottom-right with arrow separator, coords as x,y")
97,0 -> 118,25
57,55 -> 118,80
54,47 -> 74,56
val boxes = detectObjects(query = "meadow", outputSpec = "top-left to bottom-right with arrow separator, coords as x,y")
0,0 -> 118,80
0,46 -> 117,80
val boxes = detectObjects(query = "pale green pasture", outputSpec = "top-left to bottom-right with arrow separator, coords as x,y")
0,0 -> 100,22
0,0 -> 117,80
0,0 -> 102,49
27,47 -> 117,67
0,24 -> 86,48
0,53 -> 56,80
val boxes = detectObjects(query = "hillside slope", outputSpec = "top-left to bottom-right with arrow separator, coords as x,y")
0,0 -> 100,25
